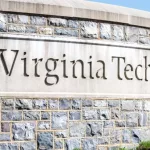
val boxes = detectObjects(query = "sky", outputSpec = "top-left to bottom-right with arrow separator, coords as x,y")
89,0 -> 150,12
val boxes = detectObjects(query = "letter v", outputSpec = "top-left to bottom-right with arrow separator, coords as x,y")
0,49 -> 19,76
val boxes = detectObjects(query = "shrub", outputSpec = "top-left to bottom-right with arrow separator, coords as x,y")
137,141 -> 150,150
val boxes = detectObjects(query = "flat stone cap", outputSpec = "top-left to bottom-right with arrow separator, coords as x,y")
1,0 -> 150,28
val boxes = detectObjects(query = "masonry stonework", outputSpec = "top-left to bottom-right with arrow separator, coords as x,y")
1,98 -> 150,150
0,0 -> 150,150
0,13 -> 150,44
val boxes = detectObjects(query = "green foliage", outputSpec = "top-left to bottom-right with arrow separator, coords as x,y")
119,141 -> 150,150
137,141 -> 150,150
73,149 -> 81,150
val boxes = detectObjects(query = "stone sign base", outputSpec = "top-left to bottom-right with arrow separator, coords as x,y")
0,0 -> 150,149
0,98 -> 150,150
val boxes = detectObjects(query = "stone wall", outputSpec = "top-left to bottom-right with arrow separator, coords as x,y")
0,98 -> 150,150
0,11 -> 150,150
0,13 -> 150,45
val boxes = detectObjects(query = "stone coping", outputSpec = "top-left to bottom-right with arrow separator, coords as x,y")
1,0 -> 150,28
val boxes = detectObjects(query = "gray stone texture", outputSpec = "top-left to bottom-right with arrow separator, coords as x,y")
104,121 -> 114,128
2,99 -> 14,110
72,98 -> 81,110
82,99 -> 93,107
15,99 -> 33,110
111,108 -> 120,120
41,112 -> 50,120
68,20 -> 79,28
93,100 -> 107,107
126,113 -> 138,127
144,100 -> 150,111
82,139 -> 97,150
37,132 -> 53,150
59,98 -> 71,110
1,122 -> 10,132
65,139 -> 80,150
0,144 -> 19,150
110,130 -> 122,144
69,111 -> 81,120
98,147 -> 107,150
24,111 -> 40,120
0,13 -> 7,32
54,28 -> 79,37
55,131 -> 68,138
135,101 -> 143,111
12,122 -> 35,141
131,129 -> 150,143
25,26 -> 37,33
52,112 -> 68,129
39,27 -> 53,35
0,97 -> 150,149
38,121 -> 50,130
121,100 -> 135,111
8,24 -> 25,33
69,122 -> 85,137
83,109 -> 97,120
112,25 -> 124,41
86,122 -> 102,137
48,99 -> 59,110
1,12 -> 150,48
0,134 -> 10,141
108,100 -> 120,107
33,99 -> 47,109
2,111 -> 22,121
122,130 -> 131,143
98,109 -> 111,120
20,142 -> 36,150
125,26 -> 139,42
115,121 -> 125,127
48,18 -> 67,27
138,113 -> 148,127
8,14 -> 18,23
55,139 -> 63,149
100,23 -> 111,39
98,137 -> 109,145
80,21 -> 98,38
30,16 -> 46,26
139,28 -> 150,44
8,14 -> 29,24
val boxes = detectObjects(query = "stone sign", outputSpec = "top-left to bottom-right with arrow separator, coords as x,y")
0,36 -> 150,96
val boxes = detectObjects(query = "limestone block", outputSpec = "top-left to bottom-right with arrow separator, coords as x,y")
37,132 -> 53,150
112,25 -> 124,41
12,122 -> 35,140
30,16 -> 46,26
24,111 -> 40,120
48,18 -> 67,27
80,21 -> 98,38
69,111 -> 81,120
54,28 -> 79,37
20,142 -> 36,150
69,122 -> 85,137
86,122 -> 102,137
15,99 -> 33,110
100,23 -> 111,39
52,112 -> 68,129
2,111 -> 22,121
